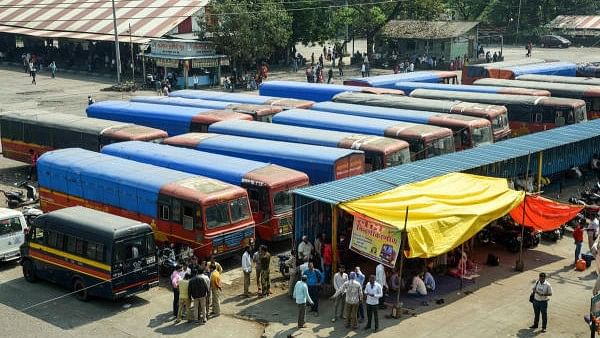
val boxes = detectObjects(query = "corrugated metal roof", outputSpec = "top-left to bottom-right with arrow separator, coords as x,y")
382,20 -> 479,39
0,0 -> 206,44
548,16 -> 600,30
294,119 -> 600,203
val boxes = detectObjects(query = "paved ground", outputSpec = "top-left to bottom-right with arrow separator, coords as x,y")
0,45 -> 599,337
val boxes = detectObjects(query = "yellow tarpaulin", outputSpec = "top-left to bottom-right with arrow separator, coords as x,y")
340,173 -> 525,258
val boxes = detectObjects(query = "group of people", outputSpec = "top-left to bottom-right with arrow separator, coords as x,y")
22,53 -> 57,85
170,251 -> 224,324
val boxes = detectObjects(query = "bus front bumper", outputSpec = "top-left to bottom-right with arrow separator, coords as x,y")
113,278 -> 159,299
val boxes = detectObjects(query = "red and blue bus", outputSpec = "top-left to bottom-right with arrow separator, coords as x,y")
410,89 -> 587,136
392,81 -> 550,96
331,92 -> 511,141
271,109 -> 455,160
37,148 -> 255,259
258,80 -> 404,102
207,120 -> 411,171
476,78 -> 600,120
86,101 -> 252,136
343,71 -> 458,88
0,111 -> 167,163
462,58 -> 548,84
129,96 -> 282,122
311,102 -> 493,150
101,141 -> 309,243
162,134 -> 365,185
488,62 -> 577,80
169,90 -> 315,109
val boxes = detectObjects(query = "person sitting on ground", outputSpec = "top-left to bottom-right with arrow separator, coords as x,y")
408,272 -> 427,296
424,269 -> 436,292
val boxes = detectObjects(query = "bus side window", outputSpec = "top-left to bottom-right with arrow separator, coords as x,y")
247,188 -> 260,213
172,199 -> 181,223
534,113 -> 543,123
182,205 -> 195,230
30,226 -> 45,244
66,235 -> 76,253
158,203 -> 170,221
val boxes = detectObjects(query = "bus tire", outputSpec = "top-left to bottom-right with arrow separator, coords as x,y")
22,259 -> 37,283
73,278 -> 89,302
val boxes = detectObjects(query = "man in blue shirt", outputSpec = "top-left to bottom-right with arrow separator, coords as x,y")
293,275 -> 313,328
303,262 -> 323,315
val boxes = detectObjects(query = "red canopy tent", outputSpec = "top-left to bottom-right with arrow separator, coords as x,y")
509,194 -> 584,231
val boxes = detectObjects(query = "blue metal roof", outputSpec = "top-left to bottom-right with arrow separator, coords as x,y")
294,118 -> 600,203
272,108 -> 419,136
393,81 -> 531,95
130,96 -> 231,110
501,62 -> 576,77
101,141 -> 269,186
259,80 -> 402,102
209,120 -> 361,148
86,100 -> 212,136
345,71 -> 446,88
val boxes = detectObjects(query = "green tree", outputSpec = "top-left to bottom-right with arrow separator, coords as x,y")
201,0 -> 292,73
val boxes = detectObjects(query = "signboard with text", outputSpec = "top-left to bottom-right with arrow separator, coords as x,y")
150,39 -> 216,57
349,213 -> 402,267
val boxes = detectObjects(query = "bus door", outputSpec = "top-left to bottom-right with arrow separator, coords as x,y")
244,185 -> 270,239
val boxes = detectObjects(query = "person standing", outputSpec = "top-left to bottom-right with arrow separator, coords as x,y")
287,250 -> 298,298
209,255 -> 223,274
259,245 -> 271,296
200,268 -> 211,320
175,273 -> 191,323
338,59 -> 344,77
331,265 -> 348,322
171,265 -> 183,317
209,263 -> 222,316
375,263 -> 388,309
574,223 -> 584,265
530,272 -> 552,332
331,271 -> 363,330
31,65 -> 37,85
27,149 -> 39,180
364,274 -> 383,332
298,235 -> 314,262
361,63 -> 366,78
327,68 -> 334,84
587,218 -> 599,251
189,269 -> 208,324
303,262 -> 323,316
322,240 -> 333,284
49,61 -> 56,79
293,275 -> 313,328
253,246 -> 262,294
242,246 -> 252,297
526,42 -> 533,57
355,266 -> 366,322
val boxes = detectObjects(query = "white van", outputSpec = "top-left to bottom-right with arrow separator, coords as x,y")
0,208 -> 26,262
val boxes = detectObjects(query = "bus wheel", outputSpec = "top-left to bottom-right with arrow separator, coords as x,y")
22,260 -> 37,283
73,279 -> 89,301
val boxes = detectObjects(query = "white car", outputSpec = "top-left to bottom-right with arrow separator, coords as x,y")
0,208 -> 26,262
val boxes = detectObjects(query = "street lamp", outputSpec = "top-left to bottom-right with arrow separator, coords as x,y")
128,23 -> 134,83
111,0 -> 122,84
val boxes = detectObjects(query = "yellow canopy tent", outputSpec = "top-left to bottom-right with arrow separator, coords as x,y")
340,173 -> 525,258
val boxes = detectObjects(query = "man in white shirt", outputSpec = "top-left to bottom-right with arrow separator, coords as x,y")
330,271 -> 362,329
331,265 -> 348,322
241,246 -> 252,297
298,236 -> 314,262
408,272 -> 427,296
530,272 -> 552,333
364,274 -> 383,332
375,263 -> 387,308
587,217 -> 599,251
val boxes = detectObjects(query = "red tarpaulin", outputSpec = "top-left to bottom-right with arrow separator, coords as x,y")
509,194 -> 584,231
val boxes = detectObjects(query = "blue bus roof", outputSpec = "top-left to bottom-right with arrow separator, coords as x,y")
170,90 -> 281,105
312,101 -> 440,124
130,96 -> 231,110
101,141 -> 269,186
86,100 -> 215,136
209,120 -> 362,148
345,71 -> 449,88
37,148 -> 196,217
272,109 -> 417,136
258,80 -> 401,102
500,62 -> 576,77
393,81 -> 524,95
191,134 -> 364,184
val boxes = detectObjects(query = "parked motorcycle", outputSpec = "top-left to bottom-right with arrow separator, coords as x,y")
22,206 -> 43,227
541,224 -> 566,242
478,218 -> 540,253
157,247 -> 177,277
278,253 -> 291,279
0,181 -> 38,209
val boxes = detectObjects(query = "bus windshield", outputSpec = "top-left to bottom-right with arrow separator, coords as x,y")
428,136 -> 455,157
491,113 -> 509,132
206,198 -> 251,229
385,148 -> 411,167
272,190 -> 293,215
113,233 -> 155,263
575,106 -> 587,122
472,126 -> 493,146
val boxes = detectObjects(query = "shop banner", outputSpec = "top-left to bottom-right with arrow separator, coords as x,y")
349,213 -> 402,268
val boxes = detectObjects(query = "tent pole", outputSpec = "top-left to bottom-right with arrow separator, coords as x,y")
331,205 -> 338,274
392,206 -> 408,319
537,151 -> 543,193
516,152 -> 531,272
